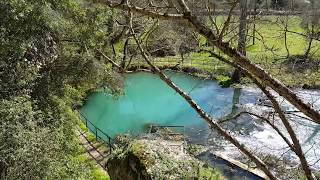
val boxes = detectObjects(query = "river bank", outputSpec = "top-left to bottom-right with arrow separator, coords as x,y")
80,70 -> 320,179
125,64 -> 320,90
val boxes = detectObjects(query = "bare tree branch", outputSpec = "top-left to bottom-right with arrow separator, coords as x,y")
207,51 -> 316,180
128,10 -> 277,180
219,0 -> 239,41
175,0 -> 320,124
100,0 -> 320,123
96,49 -> 126,72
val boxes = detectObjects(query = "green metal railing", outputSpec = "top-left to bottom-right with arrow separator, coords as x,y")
78,112 -> 114,154
79,111 -> 188,154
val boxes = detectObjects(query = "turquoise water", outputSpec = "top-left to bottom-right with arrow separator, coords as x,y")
80,71 -> 320,172
81,71 -> 255,139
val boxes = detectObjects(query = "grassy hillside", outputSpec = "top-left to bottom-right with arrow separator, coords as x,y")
123,16 -> 320,88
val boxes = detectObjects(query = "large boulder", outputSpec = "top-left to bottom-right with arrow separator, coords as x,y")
107,138 -> 224,180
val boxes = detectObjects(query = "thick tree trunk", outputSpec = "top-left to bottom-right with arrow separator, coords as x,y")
175,7 -> 320,124
305,37 -> 313,58
238,0 -> 248,56
129,13 -> 278,180
211,52 -> 315,180
102,3 -> 320,176
121,38 -> 130,69
102,0 -> 320,125
252,0 -> 257,45
232,0 -> 247,83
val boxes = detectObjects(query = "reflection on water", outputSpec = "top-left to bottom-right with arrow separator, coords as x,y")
81,71 -> 258,139
81,71 -> 320,171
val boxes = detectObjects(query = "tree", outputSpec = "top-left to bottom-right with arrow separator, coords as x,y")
301,0 -> 320,58
96,0 -> 320,179
232,0 -> 248,82
0,0 -> 121,179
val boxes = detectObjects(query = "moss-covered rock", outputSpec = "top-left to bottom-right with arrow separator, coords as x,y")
107,139 -> 224,180
107,141 -> 153,180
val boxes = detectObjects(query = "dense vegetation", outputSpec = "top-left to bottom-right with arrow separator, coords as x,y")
0,0 -> 121,179
0,0 -> 319,179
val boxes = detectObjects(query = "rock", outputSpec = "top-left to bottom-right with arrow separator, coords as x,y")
149,126 -> 185,141
107,138 -> 224,180
107,142 -> 152,180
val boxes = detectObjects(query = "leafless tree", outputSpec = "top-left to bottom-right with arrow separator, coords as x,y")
92,0 -> 320,179
232,0 -> 247,82
301,0 -> 320,58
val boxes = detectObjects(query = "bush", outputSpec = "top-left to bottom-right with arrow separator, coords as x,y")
217,75 -> 233,88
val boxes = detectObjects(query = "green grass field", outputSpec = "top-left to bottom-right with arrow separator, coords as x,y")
118,16 -> 320,88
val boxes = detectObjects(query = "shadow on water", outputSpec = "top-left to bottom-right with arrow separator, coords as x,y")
230,88 -> 241,117
80,71 -> 320,175
197,151 -> 264,180
80,71 -> 265,142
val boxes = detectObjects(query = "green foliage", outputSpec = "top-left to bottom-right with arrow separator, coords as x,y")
110,140 -> 224,180
217,75 -> 232,88
186,144 -> 204,156
92,168 -> 110,180
198,166 -> 225,180
1,0 -> 318,179
0,96 -> 90,179
0,0 -> 120,179
0,0 -> 54,98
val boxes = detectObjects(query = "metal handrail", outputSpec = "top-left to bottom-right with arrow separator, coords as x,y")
78,111 -> 189,154
78,111 -> 114,153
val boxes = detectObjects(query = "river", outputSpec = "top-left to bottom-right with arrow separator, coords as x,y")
81,71 -> 320,172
